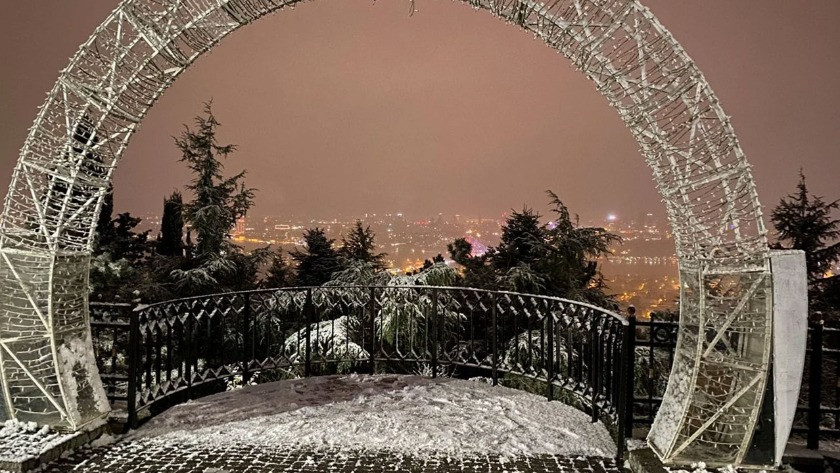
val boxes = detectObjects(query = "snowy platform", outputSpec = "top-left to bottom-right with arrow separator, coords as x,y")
0,420 -> 108,473
42,374 -> 620,472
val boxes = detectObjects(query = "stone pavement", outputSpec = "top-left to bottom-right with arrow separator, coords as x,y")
43,441 -> 621,472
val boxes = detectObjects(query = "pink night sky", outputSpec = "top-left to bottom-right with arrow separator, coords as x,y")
0,1 -> 838,223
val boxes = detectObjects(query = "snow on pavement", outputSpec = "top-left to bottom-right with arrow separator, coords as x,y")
133,374 -> 616,458
0,420 -> 78,463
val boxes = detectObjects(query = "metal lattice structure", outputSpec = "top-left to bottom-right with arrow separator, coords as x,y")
0,0 -> 772,465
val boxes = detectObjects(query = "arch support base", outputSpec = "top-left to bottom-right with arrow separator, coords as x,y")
0,248 -> 109,431
649,251 -> 807,468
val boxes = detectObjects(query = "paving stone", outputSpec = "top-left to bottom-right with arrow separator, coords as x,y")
43,440 -> 621,473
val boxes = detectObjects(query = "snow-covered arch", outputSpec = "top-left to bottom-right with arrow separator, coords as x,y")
0,0 -> 776,465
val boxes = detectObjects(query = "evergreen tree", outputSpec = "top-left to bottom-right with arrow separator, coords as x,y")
184,229 -> 195,263
771,171 -> 840,316
175,102 -> 255,260
492,208 -> 544,271
169,103 -> 262,295
771,171 -> 840,282
448,190 -> 620,307
447,239 -> 494,288
109,212 -> 150,263
340,221 -> 387,271
93,186 -> 115,254
540,190 -> 619,307
262,249 -> 293,288
420,254 -> 445,272
291,228 -> 340,286
157,191 -> 184,257
52,116 -> 108,247
447,239 -> 475,266
223,247 -> 273,292
89,208 -> 151,302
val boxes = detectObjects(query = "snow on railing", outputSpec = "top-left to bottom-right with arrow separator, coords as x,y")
91,286 -> 632,458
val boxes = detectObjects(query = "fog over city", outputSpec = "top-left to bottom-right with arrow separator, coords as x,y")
1,1 -> 838,222
1,1 -> 838,315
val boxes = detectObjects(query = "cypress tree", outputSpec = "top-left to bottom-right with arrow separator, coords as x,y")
157,191 -> 184,257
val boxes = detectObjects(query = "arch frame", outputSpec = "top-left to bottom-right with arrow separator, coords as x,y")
0,0 -> 775,466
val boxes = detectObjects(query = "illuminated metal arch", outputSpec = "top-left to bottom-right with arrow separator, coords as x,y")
0,0 -> 772,465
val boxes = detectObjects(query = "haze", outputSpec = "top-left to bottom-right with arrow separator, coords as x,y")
1,1 -> 837,223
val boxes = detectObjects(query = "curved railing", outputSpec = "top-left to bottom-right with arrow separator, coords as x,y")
92,286 -> 632,457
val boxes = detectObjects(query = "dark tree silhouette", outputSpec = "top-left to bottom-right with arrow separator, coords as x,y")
771,171 -> 840,317
448,190 -> 620,307
157,191 -> 184,257
262,249 -> 293,288
340,221 -> 387,271
109,213 -> 150,263
291,228 -> 340,286
176,102 -> 255,260
93,186 -> 114,254
420,254 -> 446,272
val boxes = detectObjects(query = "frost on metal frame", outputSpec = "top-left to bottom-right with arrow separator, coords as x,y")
0,0 -> 771,465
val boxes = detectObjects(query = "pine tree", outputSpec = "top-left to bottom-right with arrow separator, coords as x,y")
420,254 -> 445,272
339,221 -> 387,271
771,171 -> 840,315
169,103 -> 262,296
492,208 -> 544,271
157,191 -> 184,257
447,239 -> 494,289
448,190 -> 619,307
291,228 -> 340,286
771,171 -> 840,281
540,190 -> 619,307
110,212 -> 150,263
89,208 -> 151,302
175,102 -> 255,260
93,186 -> 115,254
52,116 -> 109,247
262,249 -> 293,288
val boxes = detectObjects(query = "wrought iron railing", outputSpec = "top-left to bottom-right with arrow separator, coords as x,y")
91,286 -> 631,458
89,302 -> 133,412
626,312 -> 679,429
620,312 -> 839,450
93,298 -> 840,453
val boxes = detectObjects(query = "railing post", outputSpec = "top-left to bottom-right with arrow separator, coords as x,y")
431,288 -> 439,379
616,318 -> 633,461
491,293 -> 498,386
590,319 -> 600,423
369,287 -> 376,374
625,311 -> 636,439
185,302 -> 194,399
304,288 -> 313,378
242,292 -> 251,383
808,318 -> 823,450
127,307 -> 140,430
546,313 -> 555,401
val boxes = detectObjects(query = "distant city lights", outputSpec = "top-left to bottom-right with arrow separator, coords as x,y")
136,209 -> 676,314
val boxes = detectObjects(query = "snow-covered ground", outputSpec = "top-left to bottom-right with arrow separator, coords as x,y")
133,374 -> 616,459
0,420 -> 77,464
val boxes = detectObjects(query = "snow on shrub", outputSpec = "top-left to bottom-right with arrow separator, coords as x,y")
283,316 -> 369,373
